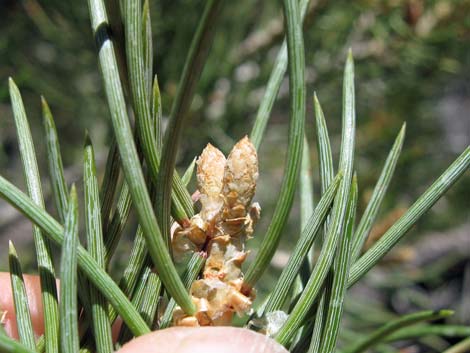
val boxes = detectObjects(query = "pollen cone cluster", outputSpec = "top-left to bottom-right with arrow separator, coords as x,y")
172,136 -> 260,326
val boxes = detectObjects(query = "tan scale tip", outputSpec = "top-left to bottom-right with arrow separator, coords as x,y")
197,143 -> 226,199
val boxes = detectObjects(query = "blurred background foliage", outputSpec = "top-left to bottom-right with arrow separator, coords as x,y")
0,0 -> 469,351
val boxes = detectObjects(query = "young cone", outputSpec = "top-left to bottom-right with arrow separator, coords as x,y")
173,136 -> 260,326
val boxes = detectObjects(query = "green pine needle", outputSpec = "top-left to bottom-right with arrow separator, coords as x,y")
262,172 -> 342,314
245,0 -> 306,288
250,0 -> 313,149
349,146 -> 470,287
99,140 -> 121,228
59,186 -> 80,353
10,78 -> 59,353
0,175 -> 150,335
84,138 -> 113,353
276,50 -> 355,346
343,309 -> 454,353
443,337 -> 470,353
0,333 -> 36,353
86,0 -> 194,314
351,123 -> 406,261
318,175 -> 358,353
1,2 -> 469,352
8,242 -> 36,351
42,97 -> 69,224
386,325 -> 470,342
156,0 -> 221,247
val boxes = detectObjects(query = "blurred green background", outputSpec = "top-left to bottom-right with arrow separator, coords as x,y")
0,0 -> 469,350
